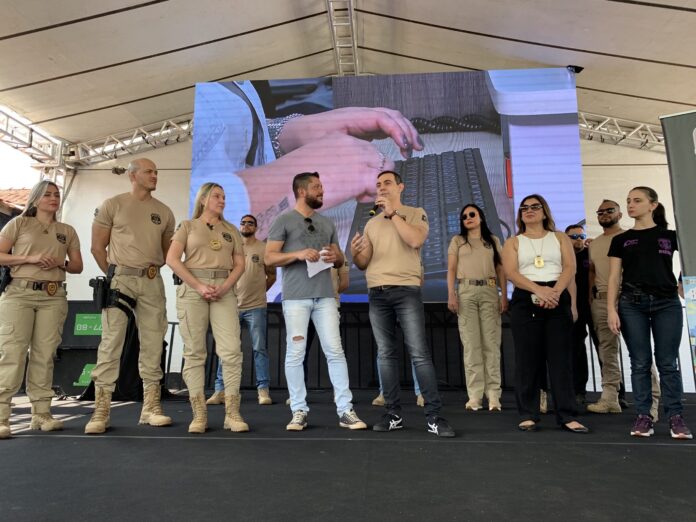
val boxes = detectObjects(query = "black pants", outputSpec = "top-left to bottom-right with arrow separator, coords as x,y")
510,286 -> 578,425
571,310 -> 599,396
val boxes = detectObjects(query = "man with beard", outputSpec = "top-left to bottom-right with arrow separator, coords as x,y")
207,214 -> 277,406
265,172 -> 366,431
587,200 -> 659,416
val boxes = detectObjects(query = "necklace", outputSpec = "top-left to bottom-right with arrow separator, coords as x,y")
528,234 -> 545,268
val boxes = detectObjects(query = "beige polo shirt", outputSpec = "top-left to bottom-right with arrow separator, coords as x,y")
172,219 -> 243,271
235,239 -> 268,310
94,192 -> 175,268
0,216 -> 80,281
448,235 -> 502,280
364,205 -> 428,288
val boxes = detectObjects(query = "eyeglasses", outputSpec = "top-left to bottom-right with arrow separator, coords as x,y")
462,211 -> 478,220
519,203 -> 543,212
304,217 -> 316,233
568,233 -> 586,240
240,220 -> 256,226
595,208 -> 617,216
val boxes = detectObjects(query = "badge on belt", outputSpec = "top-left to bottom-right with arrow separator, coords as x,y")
147,266 -> 158,279
209,239 -> 222,251
46,282 -> 58,296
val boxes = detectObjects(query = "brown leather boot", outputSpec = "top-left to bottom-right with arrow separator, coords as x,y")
139,384 -> 172,426
188,394 -> 208,434
85,387 -> 112,434
224,394 -> 249,432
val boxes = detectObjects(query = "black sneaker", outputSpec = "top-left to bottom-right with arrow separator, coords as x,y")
427,416 -> 455,438
373,413 -> 403,432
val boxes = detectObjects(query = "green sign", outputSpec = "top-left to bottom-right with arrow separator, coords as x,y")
74,313 -> 102,336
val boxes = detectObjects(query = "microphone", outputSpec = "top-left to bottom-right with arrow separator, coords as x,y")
368,204 -> 380,216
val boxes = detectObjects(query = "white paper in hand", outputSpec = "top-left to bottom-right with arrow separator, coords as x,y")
307,257 -> 333,278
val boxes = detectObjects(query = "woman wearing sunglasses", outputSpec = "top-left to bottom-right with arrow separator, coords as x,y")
607,186 -> 691,439
447,204 -> 507,411
502,194 -> 589,433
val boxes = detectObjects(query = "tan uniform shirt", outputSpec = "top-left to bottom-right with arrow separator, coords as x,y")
94,192 -> 175,268
589,230 -> 623,293
364,205 -> 428,288
172,219 -> 243,271
0,216 -> 80,281
235,239 -> 268,310
448,235 -> 501,280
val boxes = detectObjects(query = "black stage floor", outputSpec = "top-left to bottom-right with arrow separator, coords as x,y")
2,390 -> 695,521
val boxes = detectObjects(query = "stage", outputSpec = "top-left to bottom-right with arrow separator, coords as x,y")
2,390 -> 694,521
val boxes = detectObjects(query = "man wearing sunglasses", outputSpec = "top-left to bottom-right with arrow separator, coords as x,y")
350,170 -> 455,437
566,223 -> 599,407
266,172 -> 366,431
207,214 -> 277,406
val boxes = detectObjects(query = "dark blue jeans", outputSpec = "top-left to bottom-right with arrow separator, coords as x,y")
619,292 -> 684,418
368,285 -> 442,417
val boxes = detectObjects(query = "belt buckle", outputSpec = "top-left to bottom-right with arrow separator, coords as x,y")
146,266 -> 158,279
46,282 -> 58,296
487,279 -> 496,287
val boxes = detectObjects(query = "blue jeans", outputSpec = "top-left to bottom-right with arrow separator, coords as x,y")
619,292 -> 684,418
214,307 -> 270,391
378,360 -> 421,396
369,285 -> 442,417
282,298 -> 353,416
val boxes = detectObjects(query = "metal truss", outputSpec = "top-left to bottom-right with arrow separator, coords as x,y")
578,112 -> 665,153
326,0 -> 360,76
0,108 -> 63,164
65,115 -> 194,166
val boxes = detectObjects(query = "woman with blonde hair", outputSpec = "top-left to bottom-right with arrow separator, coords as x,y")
0,180 -> 82,439
502,194 -> 588,433
166,182 -> 248,433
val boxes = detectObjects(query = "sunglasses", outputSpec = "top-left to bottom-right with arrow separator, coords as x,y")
462,211 -> 478,219
519,203 -> 543,212
240,220 -> 256,226
304,217 -> 316,233
595,208 -> 617,216
568,233 -> 586,240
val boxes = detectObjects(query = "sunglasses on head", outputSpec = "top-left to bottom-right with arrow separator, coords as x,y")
240,220 -> 256,226
304,217 -> 316,232
568,233 -> 586,240
462,211 -> 478,219
519,203 -> 543,212
596,208 -> 617,216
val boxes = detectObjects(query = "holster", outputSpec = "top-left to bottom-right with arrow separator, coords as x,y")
0,266 -> 12,296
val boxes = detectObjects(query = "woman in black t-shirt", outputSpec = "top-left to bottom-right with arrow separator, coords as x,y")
607,186 -> 691,440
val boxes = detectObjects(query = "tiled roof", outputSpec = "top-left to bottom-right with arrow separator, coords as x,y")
0,188 -> 30,208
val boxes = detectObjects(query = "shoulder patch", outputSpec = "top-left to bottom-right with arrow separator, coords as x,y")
421,213 -> 428,222
94,208 -> 99,217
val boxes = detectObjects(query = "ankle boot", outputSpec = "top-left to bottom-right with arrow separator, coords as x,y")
139,384 -> 172,426
85,387 -> 112,434
206,390 -> 225,405
0,419 -> 10,439
188,394 -> 208,434
30,412 -> 64,431
224,394 -> 249,432
587,387 -> 621,413
257,388 -> 272,405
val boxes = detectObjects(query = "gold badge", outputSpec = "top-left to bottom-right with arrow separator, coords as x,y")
534,256 -> 545,268
46,282 -> 58,296
147,266 -> 158,279
210,239 -> 222,251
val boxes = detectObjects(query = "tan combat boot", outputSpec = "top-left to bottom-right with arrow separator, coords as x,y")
0,419 -> 10,439
205,390 -> 225,405
257,388 -> 272,405
188,394 -> 208,434
416,394 -> 425,408
139,384 -> 172,427
224,394 -> 249,432
85,387 -> 112,434
587,386 -> 622,413
371,393 -> 385,406
30,412 -> 64,431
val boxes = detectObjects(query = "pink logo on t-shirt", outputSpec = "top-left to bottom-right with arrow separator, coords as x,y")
658,238 -> 672,255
